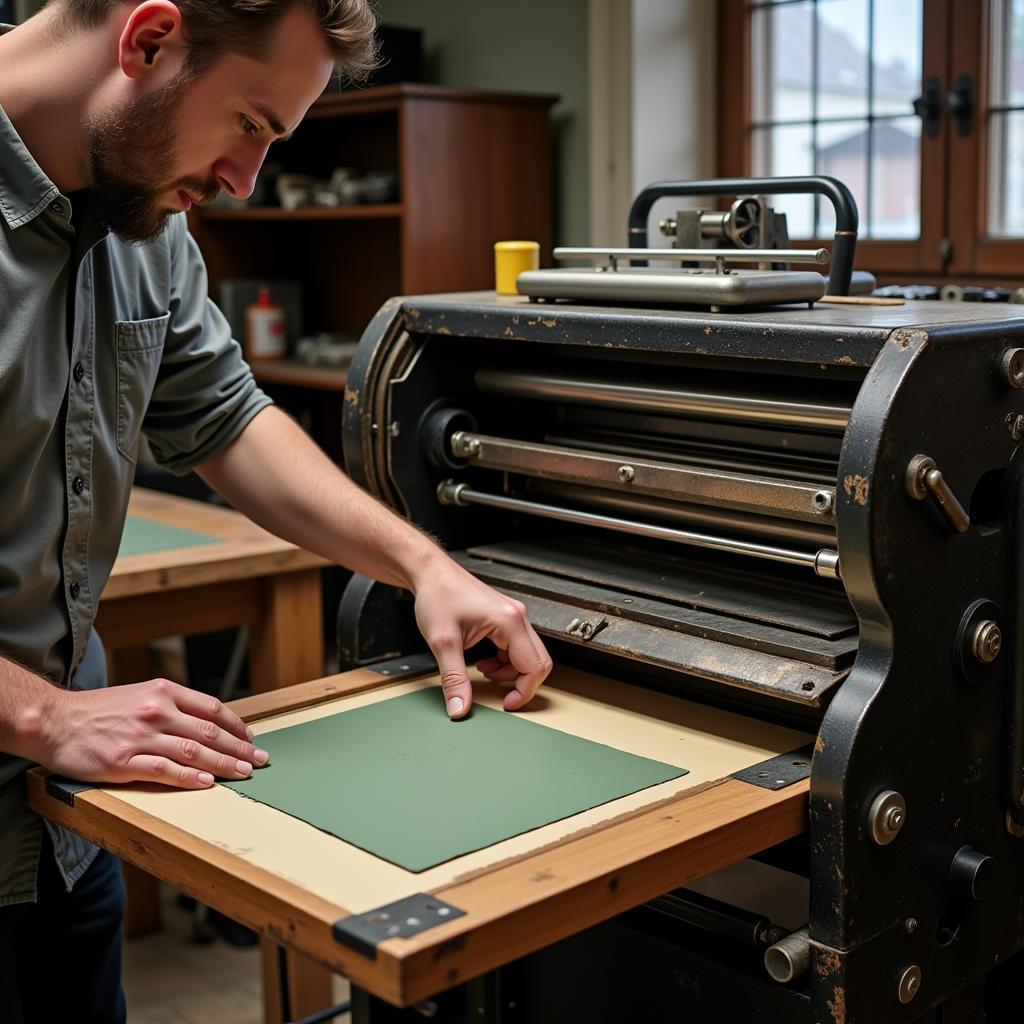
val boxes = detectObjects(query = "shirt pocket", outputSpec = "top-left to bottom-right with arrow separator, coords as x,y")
115,313 -> 171,461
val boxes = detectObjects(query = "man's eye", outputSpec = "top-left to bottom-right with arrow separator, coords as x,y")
242,117 -> 260,136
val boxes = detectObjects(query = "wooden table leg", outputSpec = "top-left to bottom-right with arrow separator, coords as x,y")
250,568 -> 331,1016
260,938 -> 335,1024
250,569 -> 324,693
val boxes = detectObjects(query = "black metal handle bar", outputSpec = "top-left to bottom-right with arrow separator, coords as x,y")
627,176 -> 859,296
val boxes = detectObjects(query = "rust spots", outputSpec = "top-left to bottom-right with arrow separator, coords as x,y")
891,327 -> 927,351
816,948 -> 841,978
828,986 -> 846,1024
703,325 -> 717,335
762,327 -> 775,337
835,355 -> 854,365
436,325 -> 452,335
843,474 -> 870,506
526,315 -> 558,328
406,306 -> 421,319
504,326 -> 515,337
344,387 -> 359,408
815,733 -> 826,754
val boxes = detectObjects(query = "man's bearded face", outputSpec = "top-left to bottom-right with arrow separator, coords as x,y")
85,73 -> 220,244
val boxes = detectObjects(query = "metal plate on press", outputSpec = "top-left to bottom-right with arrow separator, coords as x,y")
517,267 -> 828,308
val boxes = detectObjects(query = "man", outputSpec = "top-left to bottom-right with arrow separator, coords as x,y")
0,1 -> 553,1019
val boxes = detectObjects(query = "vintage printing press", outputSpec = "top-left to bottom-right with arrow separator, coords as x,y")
335,178 -> 1024,1021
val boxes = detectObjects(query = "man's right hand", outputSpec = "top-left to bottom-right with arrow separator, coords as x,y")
35,679 -> 267,789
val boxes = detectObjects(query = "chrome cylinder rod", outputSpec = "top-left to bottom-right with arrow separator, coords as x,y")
438,481 -> 841,579
474,370 -> 851,433
554,246 -> 831,266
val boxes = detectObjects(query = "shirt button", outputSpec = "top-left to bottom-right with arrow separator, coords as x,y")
72,476 -> 85,495
73,361 -> 85,383
50,200 -> 63,215
69,581 -> 81,600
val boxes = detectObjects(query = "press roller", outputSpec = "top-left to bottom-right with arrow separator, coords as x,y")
339,178 -> 1024,1022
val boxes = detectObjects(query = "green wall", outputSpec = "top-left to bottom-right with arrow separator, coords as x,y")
376,0 -> 589,246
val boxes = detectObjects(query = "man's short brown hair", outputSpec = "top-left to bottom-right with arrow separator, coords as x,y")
57,0 -> 378,81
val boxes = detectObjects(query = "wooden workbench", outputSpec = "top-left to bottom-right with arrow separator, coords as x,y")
101,487 -> 329,694
30,663 -> 812,1014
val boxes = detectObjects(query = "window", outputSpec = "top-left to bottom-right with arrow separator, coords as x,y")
719,0 -> 1024,280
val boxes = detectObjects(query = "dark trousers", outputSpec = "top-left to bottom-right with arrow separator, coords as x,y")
0,835 -> 126,1024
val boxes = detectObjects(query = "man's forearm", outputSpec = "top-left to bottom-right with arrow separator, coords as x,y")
197,405 -> 445,591
0,655 -> 61,763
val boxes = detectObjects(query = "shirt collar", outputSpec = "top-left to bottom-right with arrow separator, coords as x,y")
0,25 -> 63,230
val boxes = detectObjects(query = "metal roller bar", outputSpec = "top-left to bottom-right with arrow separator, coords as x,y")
438,480 -> 841,580
475,369 -> 851,433
450,430 -> 835,523
531,482 -> 836,548
554,246 -> 831,267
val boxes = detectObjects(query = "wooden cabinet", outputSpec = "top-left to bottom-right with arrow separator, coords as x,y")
189,84 -> 556,339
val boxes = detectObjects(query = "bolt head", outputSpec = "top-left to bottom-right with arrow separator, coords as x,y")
904,917 -> 918,935
1002,348 -> 1024,389
811,490 -> 834,513
898,965 -> 922,1004
868,790 -> 907,846
618,465 -> 635,483
972,620 -> 1002,664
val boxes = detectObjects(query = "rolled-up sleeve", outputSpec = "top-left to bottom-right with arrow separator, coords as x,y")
142,214 -> 272,474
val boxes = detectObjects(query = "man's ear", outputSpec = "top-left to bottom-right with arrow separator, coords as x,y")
118,1 -> 186,82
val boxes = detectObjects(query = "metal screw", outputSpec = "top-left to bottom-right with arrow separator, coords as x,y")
971,620 -> 1003,664
904,918 -> 918,935
618,464 -> 636,483
1001,348 -> 1024,388
1009,414 -> 1024,443
578,621 -> 594,639
659,216 -> 677,236
811,490 -> 834,513
884,806 -> 904,832
898,965 -> 922,1004
868,790 -> 907,846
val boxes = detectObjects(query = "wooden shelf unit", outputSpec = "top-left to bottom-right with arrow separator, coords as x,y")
189,83 -> 556,339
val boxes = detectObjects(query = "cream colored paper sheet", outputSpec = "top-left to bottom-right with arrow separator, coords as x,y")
108,667 -> 809,913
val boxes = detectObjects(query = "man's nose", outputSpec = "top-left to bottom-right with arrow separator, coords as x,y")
213,147 -> 269,202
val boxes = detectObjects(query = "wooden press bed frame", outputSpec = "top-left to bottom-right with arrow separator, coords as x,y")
28,663 -> 811,1007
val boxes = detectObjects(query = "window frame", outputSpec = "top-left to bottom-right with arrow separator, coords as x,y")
717,0 -> 975,281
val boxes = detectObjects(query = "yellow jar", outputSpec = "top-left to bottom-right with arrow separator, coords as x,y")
494,240 -> 540,295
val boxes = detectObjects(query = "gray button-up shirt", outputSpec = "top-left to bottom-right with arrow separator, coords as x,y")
0,89 -> 272,904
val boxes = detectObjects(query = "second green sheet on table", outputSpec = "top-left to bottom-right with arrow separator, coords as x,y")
222,687 -> 687,872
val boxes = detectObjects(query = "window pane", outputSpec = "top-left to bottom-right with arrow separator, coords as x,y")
752,123 -> 815,237
818,0 -> 870,120
817,120 -> 868,237
752,1 -> 814,122
870,117 -> 921,238
871,1 -> 922,115
990,0 -> 1024,106
989,111 -> 1024,235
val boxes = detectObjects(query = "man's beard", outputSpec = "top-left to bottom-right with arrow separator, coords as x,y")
85,74 -> 219,244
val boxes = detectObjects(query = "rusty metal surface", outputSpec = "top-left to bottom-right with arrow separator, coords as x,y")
454,551 -> 854,672
398,291 -> 1024,369
466,539 -> 855,640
